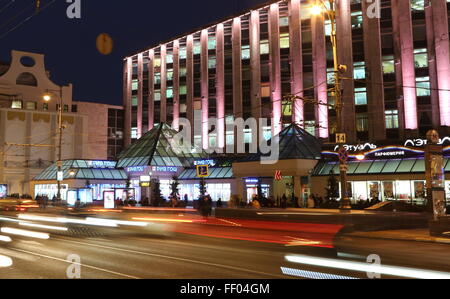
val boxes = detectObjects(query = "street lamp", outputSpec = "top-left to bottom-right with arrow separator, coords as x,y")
312,0 -> 352,211
42,87 -> 64,204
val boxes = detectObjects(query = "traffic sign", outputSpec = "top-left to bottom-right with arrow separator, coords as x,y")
336,133 -> 347,144
196,165 -> 209,178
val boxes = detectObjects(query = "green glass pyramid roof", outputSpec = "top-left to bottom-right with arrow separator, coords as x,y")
242,123 -> 322,162
117,123 -> 207,168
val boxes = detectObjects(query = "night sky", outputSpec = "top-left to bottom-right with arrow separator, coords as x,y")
0,0 -> 267,106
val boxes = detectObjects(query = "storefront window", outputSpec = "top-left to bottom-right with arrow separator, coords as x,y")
413,181 -> 426,204
382,181 -> 395,201
395,181 -> 412,201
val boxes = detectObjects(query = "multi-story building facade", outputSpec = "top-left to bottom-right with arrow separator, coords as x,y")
0,50 -> 124,196
123,0 -> 450,149
72,102 -> 124,161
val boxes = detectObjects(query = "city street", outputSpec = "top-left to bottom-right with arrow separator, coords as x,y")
0,210 -> 449,279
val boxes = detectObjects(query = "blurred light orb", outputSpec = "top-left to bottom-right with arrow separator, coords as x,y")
96,33 -> 114,55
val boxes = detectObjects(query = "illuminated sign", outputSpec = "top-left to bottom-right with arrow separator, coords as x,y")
245,178 -> 260,184
194,160 -> 216,167
404,136 -> 450,147
151,166 -> 178,173
57,171 -> 64,182
140,175 -> 151,182
140,182 -> 151,187
196,165 -> 209,178
125,166 -> 147,173
87,161 -> 117,169
333,143 -> 378,152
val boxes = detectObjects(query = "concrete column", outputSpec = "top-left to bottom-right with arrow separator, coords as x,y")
186,35 -> 194,133
336,0 -> 356,142
236,177 -> 246,204
232,18 -> 243,120
391,1 -> 406,138
160,45 -> 167,123
269,4 -> 282,135
289,0 -> 305,127
201,30 -> 209,150
311,13 -> 328,139
294,175 -> 302,207
173,40 -> 180,131
137,53 -> 143,138
425,3 -> 441,129
362,0 -> 386,141
431,0 -> 450,127
148,49 -> 155,130
392,0 -> 418,131
216,24 -> 226,149
250,11 -> 262,121
0,111 -> 5,183
123,57 -> 132,147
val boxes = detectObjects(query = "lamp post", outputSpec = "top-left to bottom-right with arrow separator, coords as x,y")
311,0 -> 351,211
43,87 -> 64,203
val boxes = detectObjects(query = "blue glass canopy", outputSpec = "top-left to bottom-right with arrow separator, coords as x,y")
33,160 -> 127,181
117,123 -> 207,168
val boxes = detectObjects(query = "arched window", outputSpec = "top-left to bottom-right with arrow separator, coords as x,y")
16,72 -> 38,86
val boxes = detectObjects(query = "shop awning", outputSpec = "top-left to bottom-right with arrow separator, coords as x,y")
313,157 -> 450,176
178,167 -> 234,180
33,160 -> 128,181
117,123 -> 207,168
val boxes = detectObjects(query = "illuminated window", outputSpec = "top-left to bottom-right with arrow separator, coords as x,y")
279,16 -> 289,27
154,91 -> 161,102
179,47 -> 187,60
193,41 -> 201,55
166,54 -> 173,64
43,103 -> 49,111
154,58 -> 161,68
261,84 -> 270,98
280,33 -> 290,49
166,87 -> 173,98
325,20 -> 331,36
263,127 -> 272,141
132,79 -> 138,91
411,0 -> 425,10
282,100 -> 292,116
355,88 -> 367,105
244,129 -> 252,144
305,121 -> 316,137
382,55 -> 395,74
260,40 -> 269,55
208,36 -> 216,50
208,56 -> 216,69
166,70 -> 173,81
11,100 -> 22,109
327,68 -> 335,85
354,62 -> 366,80
414,48 -> 428,68
416,77 -> 430,96
180,67 -> 187,77
131,96 -> 138,107
154,73 -> 161,84
180,85 -> 187,95
131,128 -> 138,139
386,110 -> 399,129
242,45 -> 250,60
351,11 -> 363,28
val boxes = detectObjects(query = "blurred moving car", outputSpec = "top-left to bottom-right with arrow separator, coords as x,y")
0,199 -> 38,212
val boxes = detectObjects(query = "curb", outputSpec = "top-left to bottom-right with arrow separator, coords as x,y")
342,232 -> 450,245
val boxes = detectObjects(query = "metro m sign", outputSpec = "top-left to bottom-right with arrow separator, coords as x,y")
275,170 -> 282,181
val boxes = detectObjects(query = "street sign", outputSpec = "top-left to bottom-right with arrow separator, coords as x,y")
196,165 -> 209,178
336,133 -> 347,144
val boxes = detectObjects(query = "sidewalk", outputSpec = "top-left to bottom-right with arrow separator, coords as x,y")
344,229 -> 450,245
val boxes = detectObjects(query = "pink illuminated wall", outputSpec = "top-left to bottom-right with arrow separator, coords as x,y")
173,40 -> 180,131
216,23 -> 225,149
201,29 -> 209,150
269,3 -> 282,135
432,0 -> 450,126
397,0 -> 418,130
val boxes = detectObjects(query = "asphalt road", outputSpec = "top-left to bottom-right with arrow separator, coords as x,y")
0,212 -> 450,279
